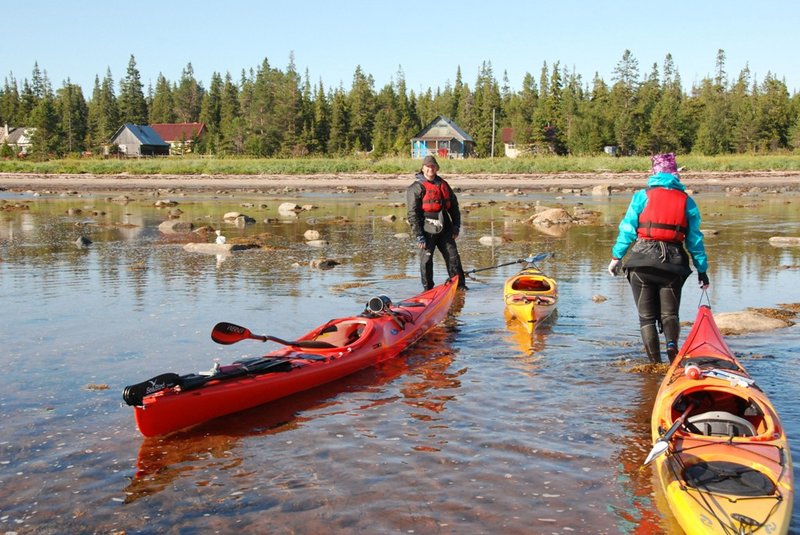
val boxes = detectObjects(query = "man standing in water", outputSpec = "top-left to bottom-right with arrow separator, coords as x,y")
406,155 -> 467,291
608,153 -> 709,364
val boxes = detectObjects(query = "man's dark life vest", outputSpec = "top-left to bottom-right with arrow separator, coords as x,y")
421,179 -> 452,213
637,187 -> 688,242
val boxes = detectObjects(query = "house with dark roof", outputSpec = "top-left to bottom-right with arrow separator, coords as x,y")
149,122 -> 206,155
107,124 -> 170,157
1,124 -> 36,155
411,115 -> 475,159
501,127 -> 521,158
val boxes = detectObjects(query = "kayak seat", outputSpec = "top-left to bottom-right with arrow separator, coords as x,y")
313,321 -> 366,347
512,279 -> 550,291
687,411 -> 756,437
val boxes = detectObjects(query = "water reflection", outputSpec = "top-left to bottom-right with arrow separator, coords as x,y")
1,191 -> 798,533
127,319 -> 464,504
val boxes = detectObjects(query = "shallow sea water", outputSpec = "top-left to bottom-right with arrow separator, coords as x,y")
0,185 -> 798,534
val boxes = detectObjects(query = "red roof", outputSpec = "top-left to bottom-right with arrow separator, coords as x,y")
149,122 -> 206,142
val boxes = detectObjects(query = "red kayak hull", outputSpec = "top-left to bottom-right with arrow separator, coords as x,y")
132,277 -> 459,437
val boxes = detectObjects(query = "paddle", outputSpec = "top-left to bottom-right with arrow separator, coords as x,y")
465,252 -> 552,275
643,402 -> 695,465
211,321 -> 336,349
122,358 -> 296,406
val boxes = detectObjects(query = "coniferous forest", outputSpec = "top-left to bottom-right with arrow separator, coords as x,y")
1,49 -> 799,160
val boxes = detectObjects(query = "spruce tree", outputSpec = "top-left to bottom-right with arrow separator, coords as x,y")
348,65 -> 376,152
149,74 -> 176,124
0,76 -> 21,126
118,55 -> 148,125
174,63 -> 204,123
56,80 -> 88,153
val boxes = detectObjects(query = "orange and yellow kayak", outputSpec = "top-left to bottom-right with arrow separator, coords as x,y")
124,277 -> 458,437
648,305 -> 793,534
503,266 -> 557,333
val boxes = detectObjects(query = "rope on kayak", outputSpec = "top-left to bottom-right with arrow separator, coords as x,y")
664,440 -> 787,534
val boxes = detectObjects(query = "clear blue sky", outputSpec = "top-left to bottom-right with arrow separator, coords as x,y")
3,0 -> 798,97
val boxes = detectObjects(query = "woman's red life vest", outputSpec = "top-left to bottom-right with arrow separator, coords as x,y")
637,187 -> 688,242
421,179 -> 452,213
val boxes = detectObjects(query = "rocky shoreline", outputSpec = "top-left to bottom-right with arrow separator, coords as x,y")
2,170 -> 800,196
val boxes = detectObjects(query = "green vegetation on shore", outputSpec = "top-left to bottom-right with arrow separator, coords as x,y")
1,154 -> 799,176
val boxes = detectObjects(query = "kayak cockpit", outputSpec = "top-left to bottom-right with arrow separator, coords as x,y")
671,389 -> 771,439
309,319 -> 369,348
511,277 -> 552,292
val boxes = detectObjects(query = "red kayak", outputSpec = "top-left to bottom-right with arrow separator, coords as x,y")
124,277 -> 459,437
647,304 -> 793,534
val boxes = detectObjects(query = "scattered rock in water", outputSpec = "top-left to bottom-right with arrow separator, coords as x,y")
86,383 -> 109,390
304,229 -> 321,241
310,259 -> 340,270
479,236 -> 504,246
714,308 -> 794,334
158,220 -> 194,234
305,239 -> 329,248
528,208 -> 573,226
278,202 -> 302,216
592,295 -> 608,303
75,236 -> 92,248
769,236 -> 800,247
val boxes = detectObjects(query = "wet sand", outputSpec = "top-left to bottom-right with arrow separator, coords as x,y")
2,170 -> 800,195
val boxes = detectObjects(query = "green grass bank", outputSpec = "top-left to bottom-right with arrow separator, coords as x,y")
1,154 -> 799,176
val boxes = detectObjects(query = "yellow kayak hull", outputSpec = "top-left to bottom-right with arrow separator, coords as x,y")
502,267 -> 558,334
650,306 -> 793,534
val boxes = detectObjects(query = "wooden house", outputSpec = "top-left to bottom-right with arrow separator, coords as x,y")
501,127 -> 521,158
149,122 -> 206,155
107,124 -> 169,157
1,124 -> 36,155
411,115 -> 475,159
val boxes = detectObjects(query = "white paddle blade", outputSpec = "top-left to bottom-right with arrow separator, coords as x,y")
643,440 -> 669,465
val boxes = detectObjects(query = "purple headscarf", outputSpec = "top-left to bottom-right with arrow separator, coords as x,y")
651,153 -> 678,175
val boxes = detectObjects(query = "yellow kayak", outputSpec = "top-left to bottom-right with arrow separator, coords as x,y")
646,304 -> 793,534
503,264 -> 557,334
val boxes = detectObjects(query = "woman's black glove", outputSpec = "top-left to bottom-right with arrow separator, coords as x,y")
698,272 -> 709,289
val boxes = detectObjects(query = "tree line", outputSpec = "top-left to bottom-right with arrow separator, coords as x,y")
1,49 -> 798,159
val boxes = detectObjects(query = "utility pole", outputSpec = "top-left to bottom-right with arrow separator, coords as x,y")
491,108 -> 496,158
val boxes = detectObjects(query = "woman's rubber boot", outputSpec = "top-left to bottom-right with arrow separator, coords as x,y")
661,315 -> 680,364
666,341 -> 678,363
641,323 -> 662,364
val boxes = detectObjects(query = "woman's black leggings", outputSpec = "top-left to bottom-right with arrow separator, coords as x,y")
626,268 -> 688,362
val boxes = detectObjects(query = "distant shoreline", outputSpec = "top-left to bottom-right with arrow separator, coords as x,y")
2,171 -> 800,195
